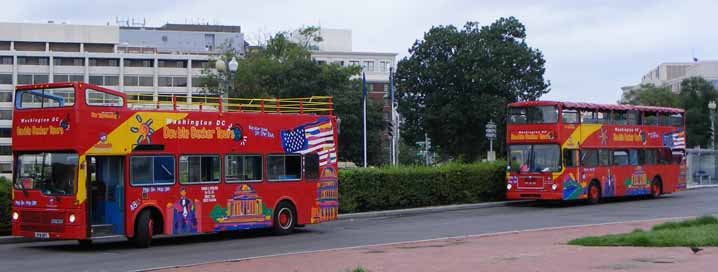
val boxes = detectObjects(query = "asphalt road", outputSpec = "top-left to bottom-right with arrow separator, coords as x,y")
2,188 -> 717,272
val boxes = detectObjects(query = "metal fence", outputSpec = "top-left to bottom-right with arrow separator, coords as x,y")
687,148 -> 718,186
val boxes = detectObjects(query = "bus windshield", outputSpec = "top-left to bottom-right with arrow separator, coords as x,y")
509,106 -> 558,124
16,87 -> 75,109
14,152 -> 78,196
508,144 -> 560,173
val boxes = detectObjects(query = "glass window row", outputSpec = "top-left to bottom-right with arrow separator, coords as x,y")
563,148 -> 683,168
130,154 -> 321,186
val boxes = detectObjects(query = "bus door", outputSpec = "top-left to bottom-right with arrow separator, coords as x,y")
88,156 -> 125,236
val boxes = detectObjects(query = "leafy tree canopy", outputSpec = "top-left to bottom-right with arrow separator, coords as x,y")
396,17 -> 550,162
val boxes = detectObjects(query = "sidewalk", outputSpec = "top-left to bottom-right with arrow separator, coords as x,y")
157,218 -> 714,272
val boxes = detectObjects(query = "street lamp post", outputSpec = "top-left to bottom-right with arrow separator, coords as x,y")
709,101 -> 716,149
215,56 -> 239,111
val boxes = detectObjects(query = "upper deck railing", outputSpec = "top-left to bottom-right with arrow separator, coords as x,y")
125,94 -> 333,115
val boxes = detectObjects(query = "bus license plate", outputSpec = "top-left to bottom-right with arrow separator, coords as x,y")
35,232 -> 49,239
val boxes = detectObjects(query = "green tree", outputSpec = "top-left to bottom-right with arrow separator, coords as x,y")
679,77 -> 717,148
396,17 -> 550,162
619,84 -> 680,107
198,27 -> 386,165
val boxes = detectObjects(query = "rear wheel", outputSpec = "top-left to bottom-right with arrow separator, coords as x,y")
651,179 -> 662,198
587,182 -> 601,205
272,202 -> 297,235
131,210 -> 153,248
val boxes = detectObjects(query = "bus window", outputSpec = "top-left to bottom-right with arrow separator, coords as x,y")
643,149 -> 658,165
562,109 -> 579,124
627,111 -> 641,125
581,111 -> 597,124
509,107 -> 527,124
612,150 -> 629,166
225,155 -> 263,183
131,156 -> 175,186
86,89 -> 124,107
598,149 -> 611,166
581,149 -> 599,167
179,155 -> 221,184
658,113 -> 671,126
613,111 -> 628,125
629,149 -> 639,165
268,154 -> 302,181
563,149 -> 578,168
509,145 -> 531,173
597,111 -> 610,124
658,149 -> 672,164
670,113 -> 684,127
16,87 -> 76,109
304,154 -> 320,180
672,151 -> 684,164
643,112 -> 658,126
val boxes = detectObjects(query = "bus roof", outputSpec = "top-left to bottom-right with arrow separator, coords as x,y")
508,100 -> 684,114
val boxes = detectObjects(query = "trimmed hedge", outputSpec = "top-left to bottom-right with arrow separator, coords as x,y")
0,177 -> 10,235
339,161 -> 506,213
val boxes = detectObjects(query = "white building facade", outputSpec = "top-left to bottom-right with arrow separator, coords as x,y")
624,61 -> 718,94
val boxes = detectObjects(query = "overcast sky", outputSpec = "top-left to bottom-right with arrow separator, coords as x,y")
2,0 -> 716,103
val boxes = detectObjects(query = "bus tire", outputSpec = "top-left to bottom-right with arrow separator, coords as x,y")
131,210 -> 153,248
587,182 -> 601,205
651,178 -> 662,198
77,239 -> 92,247
272,201 -> 297,235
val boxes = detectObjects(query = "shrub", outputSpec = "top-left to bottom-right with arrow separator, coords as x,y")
0,176 -> 10,234
339,161 -> 506,213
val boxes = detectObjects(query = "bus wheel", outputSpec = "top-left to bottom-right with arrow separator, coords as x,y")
587,182 -> 601,205
131,210 -> 153,248
651,179 -> 662,198
77,239 -> 92,247
272,202 -> 297,235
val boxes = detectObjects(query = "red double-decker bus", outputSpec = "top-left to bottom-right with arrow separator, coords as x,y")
505,101 -> 687,203
10,82 -> 339,247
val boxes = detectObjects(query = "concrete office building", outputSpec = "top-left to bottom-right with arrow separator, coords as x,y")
0,21 -> 246,177
623,61 -> 718,94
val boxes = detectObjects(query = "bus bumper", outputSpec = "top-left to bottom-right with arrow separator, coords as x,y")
507,190 -> 564,200
11,209 -> 87,240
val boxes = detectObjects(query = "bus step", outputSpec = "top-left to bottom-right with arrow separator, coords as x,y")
91,224 -> 115,237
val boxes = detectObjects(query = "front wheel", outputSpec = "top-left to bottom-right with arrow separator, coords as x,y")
651,180 -> 662,198
130,210 -> 153,248
77,239 -> 92,247
587,182 -> 601,205
272,202 -> 297,235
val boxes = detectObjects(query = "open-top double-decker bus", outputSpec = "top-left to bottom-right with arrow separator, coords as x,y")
10,82 -> 339,247
505,101 -> 687,203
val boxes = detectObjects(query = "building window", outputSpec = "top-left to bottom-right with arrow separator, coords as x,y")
159,76 -> 188,87
267,154 -> 301,181
89,58 -> 119,67
89,75 -> 104,85
0,56 -> 12,65
304,154 -> 320,180
191,76 -> 203,87
0,145 -> 10,155
363,61 -> 375,72
349,60 -> 360,67
379,61 -> 389,72
158,77 -> 172,87
86,89 -> 123,107
158,60 -> 187,68
225,155 -> 263,183
17,57 -> 49,65
125,75 -> 154,87
0,110 -> 11,120
105,75 -> 119,86
174,77 -> 187,87
179,155 -> 221,184
0,91 -> 12,102
131,156 -> 176,186
17,74 -> 49,85
0,74 -> 11,85
54,57 -> 84,66
0,128 -> 11,137
124,59 -> 153,68
0,163 -> 11,173
191,61 -> 209,69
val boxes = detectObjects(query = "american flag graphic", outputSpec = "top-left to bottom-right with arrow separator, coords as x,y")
663,129 -> 686,149
281,118 -> 337,166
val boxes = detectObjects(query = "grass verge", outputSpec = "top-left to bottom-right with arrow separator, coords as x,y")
568,215 -> 718,247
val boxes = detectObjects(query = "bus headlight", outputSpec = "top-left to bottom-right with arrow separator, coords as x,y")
68,214 -> 76,224
551,184 -> 558,191
507,184 -> 513,190
12,211 -> 19,221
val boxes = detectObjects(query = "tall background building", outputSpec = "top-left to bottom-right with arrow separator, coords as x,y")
0,21 -> 396,177
623,60 -> 718,94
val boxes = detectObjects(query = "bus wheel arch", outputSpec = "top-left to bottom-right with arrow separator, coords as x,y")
129,205 -> 164,238
272,199 -> 297,235
587,179 -> 601,205
651,176 -> 663,198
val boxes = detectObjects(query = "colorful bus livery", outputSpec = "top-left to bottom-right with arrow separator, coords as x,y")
10,82 -> 339,247
505,101 -> 686,203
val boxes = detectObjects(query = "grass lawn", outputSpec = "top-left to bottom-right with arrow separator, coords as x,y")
568,215 -> 718,247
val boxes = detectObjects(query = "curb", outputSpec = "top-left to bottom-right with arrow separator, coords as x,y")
687,184 -> 718,190
337,200 -> 529,220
